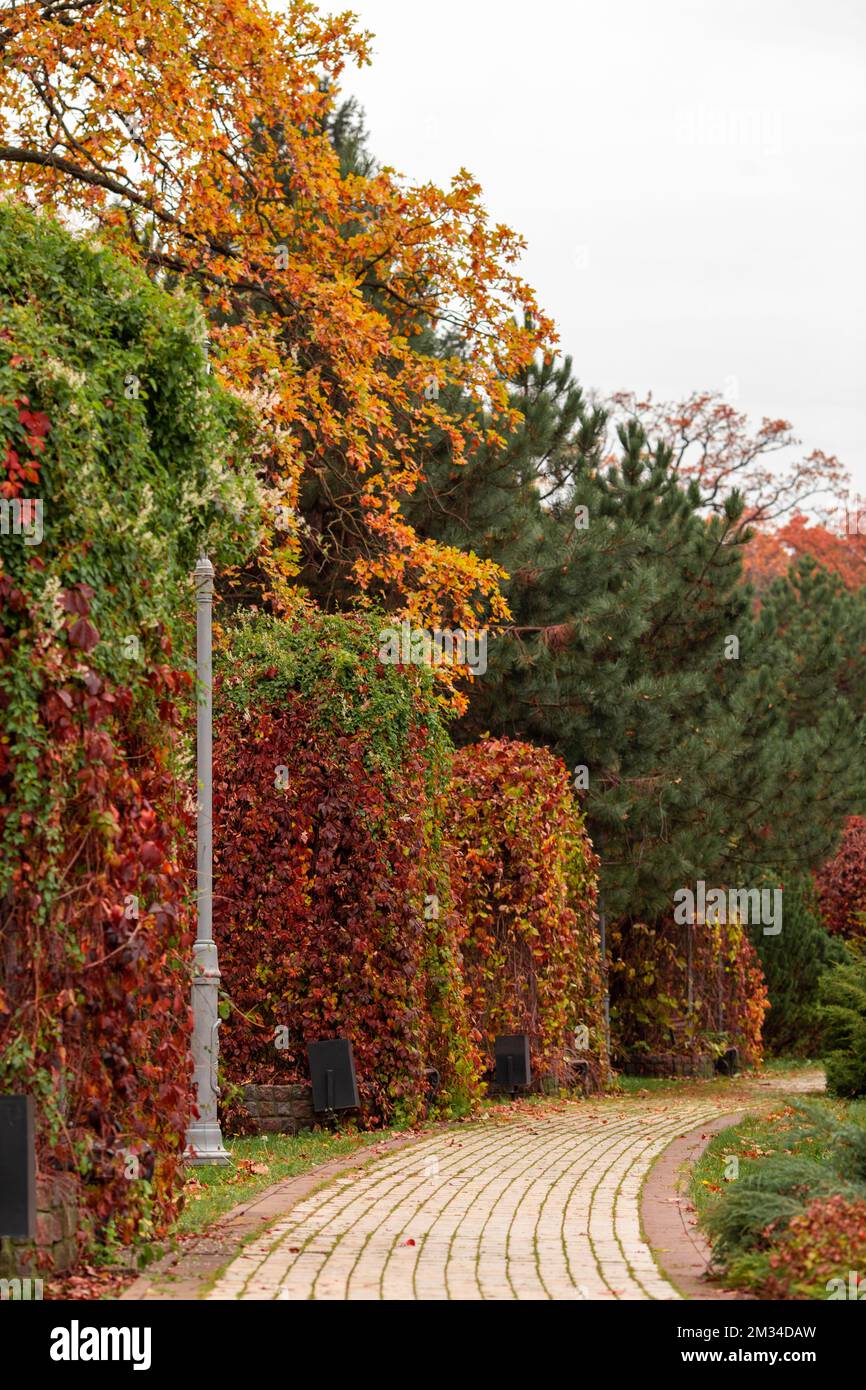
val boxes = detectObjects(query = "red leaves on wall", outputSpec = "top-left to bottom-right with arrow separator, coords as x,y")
610,917 -> 767,1068
1,394 -> 49,497
213,696 -> 481,1127
445,738 -> 605,1087
0,575 -> 194,1250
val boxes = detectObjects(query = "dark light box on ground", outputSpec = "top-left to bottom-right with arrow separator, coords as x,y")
0,1093 -> 36,1239
307,1039 -> 360,1112
494,1034 -> 532,1089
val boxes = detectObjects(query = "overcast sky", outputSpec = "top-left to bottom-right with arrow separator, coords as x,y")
326,0 -> 866,496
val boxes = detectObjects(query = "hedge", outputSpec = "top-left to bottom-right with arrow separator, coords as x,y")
610,916 -> 768,1070
815,815 -> 866,946
212,609 -> 482,1128
0,203 -> 258,1253
444,738 -> 606,1088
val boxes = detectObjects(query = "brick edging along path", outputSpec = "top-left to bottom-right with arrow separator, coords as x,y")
122,1130 -> 426,1301
640,1111 -> 748,1301
125,1071 -> 824,1302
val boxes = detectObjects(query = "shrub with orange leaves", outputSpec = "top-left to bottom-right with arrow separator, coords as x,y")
762,1195 -> 866,1300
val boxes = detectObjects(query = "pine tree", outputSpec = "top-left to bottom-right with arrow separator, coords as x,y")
732,559 -> 866,878
748,873 -> 847,1055
405,346 -> 604,608
450,409 -> 753,920
414,353 -> 866,926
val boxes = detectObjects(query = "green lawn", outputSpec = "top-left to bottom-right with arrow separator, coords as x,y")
689,1104 -> 814,1229
177,1129 -> 392,1234
614,1069 -> 768,1099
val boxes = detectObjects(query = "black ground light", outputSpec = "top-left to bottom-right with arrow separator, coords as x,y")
715,1045 -> 739,1076
307,1039 -> 360,1113
494,1034 -> 532,1094
0,1093 -> 36,1239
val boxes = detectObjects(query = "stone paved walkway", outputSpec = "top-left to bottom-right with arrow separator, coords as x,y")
207,1091 -> 765,1301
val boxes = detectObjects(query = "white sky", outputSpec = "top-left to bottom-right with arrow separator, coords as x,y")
320,0 -> 866,493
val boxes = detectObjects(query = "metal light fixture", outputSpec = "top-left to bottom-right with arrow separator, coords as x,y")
184,556 -> 229,1164
494,1034 -> 532,1092
0,1094 -> 36,1238
715,1045 -> 739,1077
307,1039 -> 360,1113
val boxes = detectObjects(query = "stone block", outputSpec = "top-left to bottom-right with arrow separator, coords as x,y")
35,1211 -> 62,1246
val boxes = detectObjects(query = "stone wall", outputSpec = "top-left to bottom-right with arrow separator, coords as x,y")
0,1171 -> 79,1278
239,1083 -> 317,1135
624,1051 -> 714,1079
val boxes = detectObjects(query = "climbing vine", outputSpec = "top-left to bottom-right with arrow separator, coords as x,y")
213,609 -> 482,1128
0,203 -> 259,1251
610,916 -> 768,1069
445,739 -> 606,1088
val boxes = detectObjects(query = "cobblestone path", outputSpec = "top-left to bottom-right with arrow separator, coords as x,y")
208,1094 -> 748,1301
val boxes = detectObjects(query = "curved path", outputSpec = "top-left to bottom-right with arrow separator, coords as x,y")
207,1076 -> 819,1302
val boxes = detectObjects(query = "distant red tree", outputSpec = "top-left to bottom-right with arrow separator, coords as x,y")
743,514 -> 866,595
610,391 -> 848,527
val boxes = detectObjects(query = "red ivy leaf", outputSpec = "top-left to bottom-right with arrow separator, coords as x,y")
68,616 -> 100,651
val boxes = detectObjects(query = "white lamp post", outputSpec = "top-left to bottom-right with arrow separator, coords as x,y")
184,555 -> 229,1164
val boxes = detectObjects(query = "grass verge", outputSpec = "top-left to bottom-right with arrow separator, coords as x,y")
690,1095 -> 866,1298
177,1129 -> 392,1235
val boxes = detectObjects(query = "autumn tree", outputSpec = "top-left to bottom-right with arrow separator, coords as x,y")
742,513 -> 866,595
0,0 -> 552,642
608,390 -> 848,528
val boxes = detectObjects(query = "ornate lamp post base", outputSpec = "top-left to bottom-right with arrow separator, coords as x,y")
184,939 -> 229,1164
184,1129 -> 230,1165
184,1127 -> 230,1164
